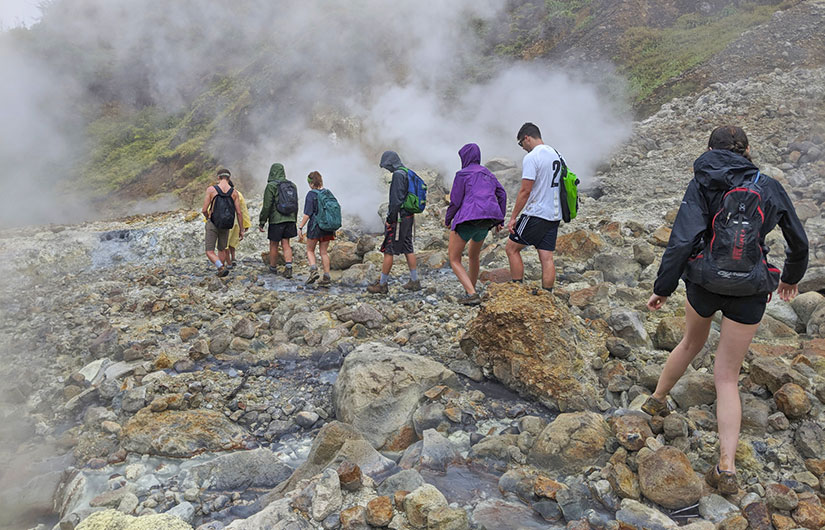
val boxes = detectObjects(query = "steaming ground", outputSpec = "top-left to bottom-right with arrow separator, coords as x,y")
0,0 -> 631,228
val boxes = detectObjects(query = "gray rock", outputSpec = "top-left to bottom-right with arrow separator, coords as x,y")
799,267 -> 825,293
403,484 -> 448,528
187,448 -> 293,490
791,291 -> 825,324
419,429 -> 462,472
740,393 -> 770,435
311,469 -> 342,522
295,411 -> 320,428
698,494 -> 739,523
807,303 -> 825,337
670,371 -> 716,409
333,342 -> 457,449
608,309 -> 652,348
794,421 -> 825,459
166,501 -> 196,524
765,298 -> 800,332
412,403 -> 448,438
616,499 -> 677,530
232,316 -> 258,339
472,499 -> 554,530
121,386 -> 148,413
336,303 -> 384,327
528,412 -> 613,474
377,469 -> 425,497
594,253 -> 642,286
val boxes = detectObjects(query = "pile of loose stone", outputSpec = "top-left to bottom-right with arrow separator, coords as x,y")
1,67 -> 825,530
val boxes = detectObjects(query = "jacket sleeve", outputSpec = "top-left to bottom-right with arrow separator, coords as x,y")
495,177 -> 507,220
387,170 -> 407,223
259,184 -> 274,227
653,180 -> 709,297
445,173 -> 465,227
773,182 -> 809,284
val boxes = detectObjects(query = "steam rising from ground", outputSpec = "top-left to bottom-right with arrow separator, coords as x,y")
0,0 -> 631,228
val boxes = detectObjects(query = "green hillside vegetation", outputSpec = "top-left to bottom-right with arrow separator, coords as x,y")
617,3 -> 792,102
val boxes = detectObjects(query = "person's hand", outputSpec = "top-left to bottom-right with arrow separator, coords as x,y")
777,281 -> 798,302
495,224 -> 503,233
238,230 -> 244,241
385,221 -> 392,230
507,218 -> 517,234
258,226 -> 265,233
647,294 -> 667,311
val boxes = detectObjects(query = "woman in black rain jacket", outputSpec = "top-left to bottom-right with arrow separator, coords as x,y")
642,125 -> 808,495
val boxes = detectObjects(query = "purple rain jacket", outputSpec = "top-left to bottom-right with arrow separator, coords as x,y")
445,143 -> 507,230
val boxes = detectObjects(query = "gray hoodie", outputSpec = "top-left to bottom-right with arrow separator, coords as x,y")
380,150 -> 410,223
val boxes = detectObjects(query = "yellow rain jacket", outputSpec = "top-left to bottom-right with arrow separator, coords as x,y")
228,191 -> 252,248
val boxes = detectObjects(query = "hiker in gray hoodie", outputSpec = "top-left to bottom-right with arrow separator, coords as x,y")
367,150 -> 421,294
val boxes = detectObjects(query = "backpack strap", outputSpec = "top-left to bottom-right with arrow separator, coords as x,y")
753,171 -> 761,185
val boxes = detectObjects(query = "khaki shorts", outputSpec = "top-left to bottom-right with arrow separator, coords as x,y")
205,220 -> 230,251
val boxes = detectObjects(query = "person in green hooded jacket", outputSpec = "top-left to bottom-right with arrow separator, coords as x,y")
258,163 -> 299,278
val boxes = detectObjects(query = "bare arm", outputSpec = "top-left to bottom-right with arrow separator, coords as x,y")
202,187 -> 216,218
507,179 -> 534,233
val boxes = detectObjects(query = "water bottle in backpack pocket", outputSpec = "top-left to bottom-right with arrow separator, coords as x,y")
210,185 -> 236,229
686,172 -> 780,296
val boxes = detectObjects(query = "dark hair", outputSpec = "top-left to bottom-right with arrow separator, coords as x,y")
307,171 -> 323,189
216,168 -> 231,179
708,126 -> 751,161
517,122 -> 542,141
228,179 -> 235,187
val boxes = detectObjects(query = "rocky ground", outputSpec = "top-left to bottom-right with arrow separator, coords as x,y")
1,66 -> 825,530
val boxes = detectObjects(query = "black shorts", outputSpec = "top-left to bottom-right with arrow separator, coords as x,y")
686,281 -> 768,325
509,215 -> 560,251
268,222 -> 297,242
380,214 -> 414,255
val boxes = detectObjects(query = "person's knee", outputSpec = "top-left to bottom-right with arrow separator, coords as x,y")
505,242 -> 519,257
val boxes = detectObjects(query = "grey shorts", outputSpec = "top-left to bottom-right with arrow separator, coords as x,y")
205,220 -> 230,251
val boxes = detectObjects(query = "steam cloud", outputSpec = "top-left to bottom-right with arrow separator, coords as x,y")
0,0 -> 632,228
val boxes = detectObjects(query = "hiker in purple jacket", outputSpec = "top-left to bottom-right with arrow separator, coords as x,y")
445,143 -> 507,306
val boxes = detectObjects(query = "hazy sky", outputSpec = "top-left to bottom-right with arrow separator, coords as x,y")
0,0 -> 41,29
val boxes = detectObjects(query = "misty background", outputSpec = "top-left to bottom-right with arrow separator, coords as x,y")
0,0 -> 632,229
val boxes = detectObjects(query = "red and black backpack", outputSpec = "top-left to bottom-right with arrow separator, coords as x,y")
687,172 -> 781,296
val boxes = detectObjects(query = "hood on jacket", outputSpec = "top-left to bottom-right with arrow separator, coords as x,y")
693,149 -> 759,191
268,163 -> 286,182
459,143 -> 481,169
380,151 -> 404,172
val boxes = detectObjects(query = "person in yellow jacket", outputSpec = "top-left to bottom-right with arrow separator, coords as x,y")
227,179 -> 251,268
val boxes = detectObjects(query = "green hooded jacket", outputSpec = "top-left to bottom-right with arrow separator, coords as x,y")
259,163 -> 298,227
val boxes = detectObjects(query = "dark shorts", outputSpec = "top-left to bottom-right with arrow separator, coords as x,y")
455,220 -> 495,243
509,215 -> 560,251
380,214 -> 414,255
268,221 -> 297,242
686,281 -> 768,325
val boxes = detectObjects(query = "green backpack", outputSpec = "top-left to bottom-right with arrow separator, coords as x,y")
313,189 -> 342,232
554,149 -> 579,222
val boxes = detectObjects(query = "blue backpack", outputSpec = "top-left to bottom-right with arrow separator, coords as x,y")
400,166 -> 427,214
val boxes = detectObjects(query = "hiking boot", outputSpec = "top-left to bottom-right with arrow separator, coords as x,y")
318,276 -> 331,287
306,269 -> 319,285
641,395 -> 671,417
402,279 -> 422,291
227,261 -> 235,269
705,465 -> 739,495
269,266 -> 278,274
216,265 -> 229,278
283,267 -> 293,279
458,293 -> 481,306
366,281 -> 388,294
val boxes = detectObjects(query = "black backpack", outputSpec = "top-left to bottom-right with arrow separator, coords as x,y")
687,172 -> 780,295
275,180 -> 299,215
210,185 -> 236,229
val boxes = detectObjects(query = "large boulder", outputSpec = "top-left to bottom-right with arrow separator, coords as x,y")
528,412 -> 614,474
460,283 -> 605,411
333,343 -> 458,449
76,509 -> 192,529
121,409 -> 250,458
637,446 -> 703,510
186,448 -> 293,490
329,241 -> 361,270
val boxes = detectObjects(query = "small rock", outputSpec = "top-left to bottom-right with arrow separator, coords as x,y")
366,496 -> 393,527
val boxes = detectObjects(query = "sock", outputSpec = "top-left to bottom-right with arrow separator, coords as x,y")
543,287 -> 553,292
285,262 -> 293,269
323,273 -> 330,279
310,265 -> 317,271
380,273 -> 389,285
511,279 -> 523,283
215,260 -> 223,268
410,269 -> 419,282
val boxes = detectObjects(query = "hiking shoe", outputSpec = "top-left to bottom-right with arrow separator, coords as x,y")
306,269 -> 319,285
641,395 -> 671,417
366,281 -> 388,294
402,279 -> 422,291
227,262 -> 235,269
705,465 -> 739,495
458,293 -> 481,306
318,276 -> 331,287
269,266 -> 278,274
216,265 -> 229,278
283,267 -> 293,279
